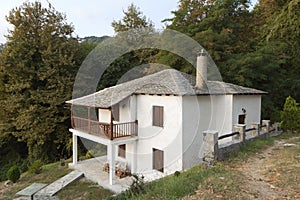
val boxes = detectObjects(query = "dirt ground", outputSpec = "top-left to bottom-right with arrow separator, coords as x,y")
185,136 -> 300,200
235,137 -> 300,200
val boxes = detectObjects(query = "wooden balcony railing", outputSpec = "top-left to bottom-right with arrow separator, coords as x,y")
71,116 -> 138,140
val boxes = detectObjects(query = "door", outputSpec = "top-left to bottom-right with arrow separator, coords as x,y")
153,148 -> 164,172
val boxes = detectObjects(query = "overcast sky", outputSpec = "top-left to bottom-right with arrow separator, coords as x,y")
0,0 -> 258,43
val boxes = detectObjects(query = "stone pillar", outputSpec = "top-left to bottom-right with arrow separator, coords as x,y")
203,130 -> 218,165
251,123 -> 260,138
72,134 -> 78,165
233,124 -> 246,143
108,143 -> 115,185
273,122 -> 279,132
262,120 -> 270,133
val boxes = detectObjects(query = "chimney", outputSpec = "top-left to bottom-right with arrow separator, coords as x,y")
195,49 -> 208,88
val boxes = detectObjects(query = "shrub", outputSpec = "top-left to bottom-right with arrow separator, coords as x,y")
85,151 -> 94,159
28,160 -> 43,174
280,96 -> 300,133
6,165 -> 20,183
60,159 -> 65,166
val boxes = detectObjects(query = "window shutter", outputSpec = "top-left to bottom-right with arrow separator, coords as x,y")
153,106 -> 163,127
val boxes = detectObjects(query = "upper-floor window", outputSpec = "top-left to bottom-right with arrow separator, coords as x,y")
153,106 -> 164,127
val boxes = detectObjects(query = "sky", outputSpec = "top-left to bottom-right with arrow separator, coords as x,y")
0,0 -> 258,43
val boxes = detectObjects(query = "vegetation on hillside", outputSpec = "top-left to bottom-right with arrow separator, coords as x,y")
0,0 -> 299,183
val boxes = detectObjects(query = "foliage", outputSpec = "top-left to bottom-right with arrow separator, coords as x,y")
60,159 -> 66,166
107,174 -> 146,199
162,0 -> 300,120
6,165 -> 20,183
0,1 -> 80,163
28,160 -> 43,174
111,3 -> 154,33
280,96 -> 300,133
85,151 -> 93,159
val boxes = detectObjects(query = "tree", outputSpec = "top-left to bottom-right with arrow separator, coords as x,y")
90,3 -> 158,90
112,3 -> 154,33
0,2 -> 79,162
280,96 -> 300,133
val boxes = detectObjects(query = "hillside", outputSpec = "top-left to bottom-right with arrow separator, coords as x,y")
1,133 -> 298,200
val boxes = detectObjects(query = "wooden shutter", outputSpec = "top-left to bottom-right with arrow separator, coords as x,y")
153,106 -> 163,127
153,148 -> 164,172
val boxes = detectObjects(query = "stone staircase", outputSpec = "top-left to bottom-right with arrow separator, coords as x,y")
34,170 -> 83,198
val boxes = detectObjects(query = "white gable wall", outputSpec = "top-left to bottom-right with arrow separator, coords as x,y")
232,95 -> 261,128
134,94 -> 183,174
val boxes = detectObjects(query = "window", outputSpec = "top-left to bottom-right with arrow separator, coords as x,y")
153,148 -> 164,172
153,106 -> 164,127
118,144 -> 126,158
238,114 -> 246,124
112,104 -> 119,121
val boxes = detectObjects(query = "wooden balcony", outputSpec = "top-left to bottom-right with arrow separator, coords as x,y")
71,116 -> 138,140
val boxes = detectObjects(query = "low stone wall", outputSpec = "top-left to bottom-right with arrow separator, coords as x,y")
202,121 -> 282,164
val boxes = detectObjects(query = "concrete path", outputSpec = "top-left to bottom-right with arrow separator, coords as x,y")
34,170 -> 83,198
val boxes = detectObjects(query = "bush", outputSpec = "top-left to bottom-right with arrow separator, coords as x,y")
60,159 -> 65,166
85,151 -> 94,159
6,165 -> 20,183
280,96 -> 300,133
28,160 -> 43,174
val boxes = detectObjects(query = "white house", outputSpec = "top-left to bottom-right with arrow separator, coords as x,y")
66,51 -> 266,185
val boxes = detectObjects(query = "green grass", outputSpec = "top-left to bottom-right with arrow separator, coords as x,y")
56,178 -> 112,200
110,163 -> 246,200
0,162 -> 72,199
227,137 -> 275,162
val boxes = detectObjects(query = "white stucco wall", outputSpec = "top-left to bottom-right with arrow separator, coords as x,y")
134,95 -> 183,175
232,95 -> 261,128
182,95 -> 236,169
98,109 -> 111,123
182,95 -> 209,169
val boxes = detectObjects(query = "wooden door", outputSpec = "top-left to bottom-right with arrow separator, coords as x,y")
153,148 -> 164,172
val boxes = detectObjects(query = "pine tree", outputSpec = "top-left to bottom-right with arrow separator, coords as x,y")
0,2 -> 78,162
280,96 -> 300,133
112,3 -> 154,33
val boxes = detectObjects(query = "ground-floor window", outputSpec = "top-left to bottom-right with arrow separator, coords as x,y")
153,148 -> 164,172
118,144 -> 126,158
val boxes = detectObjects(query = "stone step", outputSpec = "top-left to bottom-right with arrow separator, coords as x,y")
34,170 -> 83,197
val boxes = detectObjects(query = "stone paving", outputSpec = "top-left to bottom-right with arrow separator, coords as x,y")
34,170 -> 83,198
69,156 -> 133,193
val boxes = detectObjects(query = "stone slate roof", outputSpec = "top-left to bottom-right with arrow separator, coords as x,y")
66,69 -> 266,108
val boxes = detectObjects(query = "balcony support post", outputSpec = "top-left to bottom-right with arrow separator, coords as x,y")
110,108 -> 113,140
88,106 -> 91,133
72,133 -> 78,165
